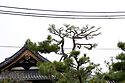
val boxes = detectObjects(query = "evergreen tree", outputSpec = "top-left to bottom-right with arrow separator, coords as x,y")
27,35 -> 60,53
28,24 -> 101,83
104,42 -> 125,83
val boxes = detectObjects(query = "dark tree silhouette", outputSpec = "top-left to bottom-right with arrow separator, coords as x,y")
48,24 -> 101,61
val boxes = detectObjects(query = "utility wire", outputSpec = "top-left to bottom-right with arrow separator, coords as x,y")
1,9 -> 125,17
1,9 -> 125,19
0,5 -> 125,13
0,46 -> 21,48
0,46 -> 121,50
0,5 -> 125,19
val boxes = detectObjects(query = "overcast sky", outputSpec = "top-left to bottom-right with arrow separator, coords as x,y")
0,0 -> 125,71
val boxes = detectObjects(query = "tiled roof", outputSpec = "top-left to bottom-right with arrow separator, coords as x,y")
0,43 -> 55,82
0,70 -> 54,81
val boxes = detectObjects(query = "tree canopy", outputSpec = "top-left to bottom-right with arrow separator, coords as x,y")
28,24 -> 101,83
104,42 -> 125,83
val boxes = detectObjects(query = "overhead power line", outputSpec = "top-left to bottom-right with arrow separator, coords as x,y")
1,5 -> 125,19
0,45 -> 121,50
0,5 -> 125,13
0,46 -> 21,48
1,10 -> 125,17
0,9 -> 125,19
0,6 -> 125,19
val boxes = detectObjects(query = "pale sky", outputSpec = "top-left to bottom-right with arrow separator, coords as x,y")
0,0 -> 125,71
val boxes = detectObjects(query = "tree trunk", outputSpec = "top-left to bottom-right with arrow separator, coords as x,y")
78,75 -> 83,83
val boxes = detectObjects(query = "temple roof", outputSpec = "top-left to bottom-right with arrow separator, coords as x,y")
0,42 -> 56,82
0,70 -> 53,81
0,43 -> 50,71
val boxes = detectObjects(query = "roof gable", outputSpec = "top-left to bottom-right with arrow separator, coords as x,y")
0,44 -> 50,71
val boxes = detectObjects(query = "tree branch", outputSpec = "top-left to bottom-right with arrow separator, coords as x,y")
74,26 -> 101,40
76,43 -> 97,50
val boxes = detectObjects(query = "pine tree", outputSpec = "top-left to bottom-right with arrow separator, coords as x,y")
104,42 -> 125,83
28,24 -> 101,83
